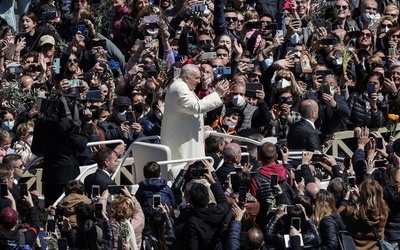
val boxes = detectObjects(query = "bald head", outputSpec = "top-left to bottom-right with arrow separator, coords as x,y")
300,99 -> 318,121
20,75 -> 34,91
222,143 -> 241,163
258,142 -> 277,164
305,182 -> 320,200
246,227 -> 265,249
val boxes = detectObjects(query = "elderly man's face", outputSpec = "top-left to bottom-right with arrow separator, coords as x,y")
184,68 -> 201,91
391,66 -> 400,86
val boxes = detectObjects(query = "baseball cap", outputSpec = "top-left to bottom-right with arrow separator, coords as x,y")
0,207 -> 18,229
113,96 -> 131,109
39,35 -> 55,47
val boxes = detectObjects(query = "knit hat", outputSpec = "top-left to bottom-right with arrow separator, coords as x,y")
0,207 -> 18,229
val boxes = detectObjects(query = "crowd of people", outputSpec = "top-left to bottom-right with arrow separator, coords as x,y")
0,0 -> 400,249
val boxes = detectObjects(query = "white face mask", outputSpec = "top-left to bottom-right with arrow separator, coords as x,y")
231,94 -> 246,107
291,33 -> 301,44
381,27 -> 390,33
364,13 -> 380,22
155,112 -> 163,120
27,135 -> 33,145
2,121 -> 14,131
293,51 -> 302,58
222,118 -> 236,128
276,78 -> 291,89
117,111 -> 126,122
332,58 -> 343,66
264,58 -> 273,68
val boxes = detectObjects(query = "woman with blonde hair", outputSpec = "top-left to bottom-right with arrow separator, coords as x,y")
314,189 -> 347,249
109,187 -> 145,250
13,121 -> 36,164
340,179 -> 389,249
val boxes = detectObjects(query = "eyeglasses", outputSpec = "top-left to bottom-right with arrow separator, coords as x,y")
198,39 -> 213,46
13,164 -> 24,170
360,32 -> 372,38
381,24 -> 393,29
391,34 -> 400,39
250,73 -> 261,78
225,17 -> 238,22
335,5 -> 348,10
68,58 -> 78,63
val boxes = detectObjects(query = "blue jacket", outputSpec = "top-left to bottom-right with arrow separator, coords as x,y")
135,178 -> 176,216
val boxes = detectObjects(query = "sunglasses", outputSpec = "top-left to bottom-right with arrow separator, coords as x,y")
360,32 -> 372,38
225,17 -> 238,22
198,39 -> 213,46
238,20 -> 244,24
392,34 -> 400,39
381,24 -> 393,28
68,58 -> 78,63
250,73 -> 261,78
335,5 -> 348,10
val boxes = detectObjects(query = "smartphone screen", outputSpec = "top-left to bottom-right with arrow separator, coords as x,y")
344,157 -> 351,169
125,111 -> 136,125
19,183 -> 28,197
348,176 -> 356,187
1,183 -> 7,199
291,217 -> 301,230
375,137 -> 383,150
153,194 -> 161,207
47,219 -> 56,232
368,83 -> 375,97
95,203 -> 103,218
238,186 -> 247,203
294,170 -> 302,183
92,185 -> 100,198
270,174 -> 278,188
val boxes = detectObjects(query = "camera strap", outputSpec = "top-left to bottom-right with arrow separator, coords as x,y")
59,94 -> 80,126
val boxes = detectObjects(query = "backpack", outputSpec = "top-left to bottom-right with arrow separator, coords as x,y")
141,235 -> 159,250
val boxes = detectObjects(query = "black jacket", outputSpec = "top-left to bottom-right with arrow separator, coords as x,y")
344,92 -> 388,130
84,169 -> 116,198
183,182 -> 230,250
383,184 -> 400,241
287,119 -> 322,152
319,213 -> 346,250
0,207 -> 40,249
216,162 -> 236,184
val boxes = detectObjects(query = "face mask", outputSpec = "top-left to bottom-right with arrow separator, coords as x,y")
2,121 -> 14,131
155,112 -> 163,120
117,111 -> 126,122
332,58 -> 343,66
264,58 -> 273,68
290,33 -> 301,45
231,94 -> 246,107
133,103 -> 146,114
172,50 -> 179,58
381,27 -> 390,33
222,118 -> 236,128
293,51 -> 302,58
27,135 -> 33,145
276,78 -> 291,89
363,13 -> 372,23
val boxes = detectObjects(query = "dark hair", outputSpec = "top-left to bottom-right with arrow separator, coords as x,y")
293,195 -> 313,217
205,136 -> 224,153
75,219 -> 99,250
0,26 -> 15,39
64,180 -> 85,195
214,45 -> 230,54
258,142 -> 276,164
75,204 -> 95,224
225,107 -> 245,130
95,148 -> 113,168
143,161 -> 161,178
2,154 -> 21,168
149,212 -> 168,250
231,171 -> 251,193
21,12 -> 39,24
189,183 -> 209,208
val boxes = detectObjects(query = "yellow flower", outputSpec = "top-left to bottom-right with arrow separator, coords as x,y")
389,114 -> 400,122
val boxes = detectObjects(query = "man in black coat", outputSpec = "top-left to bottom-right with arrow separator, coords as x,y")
84,148 -> 118,198
287,99 -> 322,152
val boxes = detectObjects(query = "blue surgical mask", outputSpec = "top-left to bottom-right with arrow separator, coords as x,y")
2,121 -> 14,131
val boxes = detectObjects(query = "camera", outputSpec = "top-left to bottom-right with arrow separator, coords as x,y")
41,11 -> 57,21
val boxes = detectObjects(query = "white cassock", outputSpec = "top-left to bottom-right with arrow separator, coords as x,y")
161,78 -> 223,162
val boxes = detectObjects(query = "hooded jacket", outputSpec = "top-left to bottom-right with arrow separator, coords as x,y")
135,178 -> 176,217
59,193 -> 92,227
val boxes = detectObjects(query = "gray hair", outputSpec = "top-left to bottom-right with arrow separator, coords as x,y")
180,64 -> 198,78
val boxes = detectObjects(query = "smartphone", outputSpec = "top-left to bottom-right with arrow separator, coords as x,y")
153,194 -> 161,207
276,30 -> 283,37
375,137 -> 383,150
270,174 -> 278,188
58,238 -> 68,250
68,79 -> 80,88
191,168 -> 208,178
1,183 -> 7,199
95,203 -> 103,218
82,72 -> 92,82
238,186 -> 247,203
374,160 -> 387,168
321,84 -> 331,95
344,156 -> 351,169
311,154 -> 325,162
201,52 -> 217,60
316,70 -> 333,78
245,83 -> 262,98
317,18 -> 325,28
246,21 -> 263,29
389,48 -> 396,58
107,185 -> 124,195
348,176 -> 356,187
92,39 -> 106,48
125,111 -> 136,125
143,15 -> 159,29
384,71 -> 391,79
291,217 -> 301,230
321,38 -> 337,45
77,24 -> 87,38
47,219 -> 56,232
191,3 -> 206,12
19,183 -> 28,197
265,23 -> 278,30
9,66 -> 24,74
145,39 -> 159,48
53,58 -> 60,74
368,83 -> 375,97
294,169 -> 302,183
285,205 -> 294,213
92,185 -> 100,198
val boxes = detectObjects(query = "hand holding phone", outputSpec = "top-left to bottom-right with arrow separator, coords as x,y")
270,174 -> 278,188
